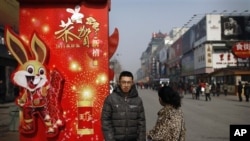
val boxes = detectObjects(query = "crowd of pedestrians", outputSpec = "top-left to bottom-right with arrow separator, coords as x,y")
190,80 -> 250,102
137,79 -> 250,103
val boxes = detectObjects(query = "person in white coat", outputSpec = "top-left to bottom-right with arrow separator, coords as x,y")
205,83 -> 211,101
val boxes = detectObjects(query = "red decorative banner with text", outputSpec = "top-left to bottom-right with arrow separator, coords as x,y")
5,0 -> 119,140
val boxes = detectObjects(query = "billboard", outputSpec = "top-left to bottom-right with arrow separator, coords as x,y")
195,17 -> 206,41
221,16 -> 250,40
212,52 -> 248,68
206,14 -> 221,41
181,52 -> 194,76
182,25 -> 196,54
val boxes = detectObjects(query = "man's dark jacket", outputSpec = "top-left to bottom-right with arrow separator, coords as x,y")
101,85 -> 146,141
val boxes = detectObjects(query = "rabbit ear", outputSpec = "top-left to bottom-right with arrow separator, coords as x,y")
5,27 -> 29,65
30,33 -> 48,64
74,5 -> 80,12
66,8 -> 75,13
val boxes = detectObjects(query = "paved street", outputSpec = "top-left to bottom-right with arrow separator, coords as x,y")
1,88 -> 249,141
0,103 -> 19,141
139,88 -> 250,141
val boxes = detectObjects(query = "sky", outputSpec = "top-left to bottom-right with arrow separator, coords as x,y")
109,0 -> 250,77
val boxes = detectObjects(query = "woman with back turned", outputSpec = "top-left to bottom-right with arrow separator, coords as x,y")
147,86 -> 185,141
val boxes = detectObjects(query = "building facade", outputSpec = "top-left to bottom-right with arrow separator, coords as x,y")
138,13 -> 250,95
0,0 -> 19,103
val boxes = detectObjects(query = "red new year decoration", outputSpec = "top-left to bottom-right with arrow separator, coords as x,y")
109,68 -> 115,80
6,0 -> 119,140
108,28 -> 119,59
5,27 -> 65,138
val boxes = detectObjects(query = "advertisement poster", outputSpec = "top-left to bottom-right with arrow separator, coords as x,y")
4,0 -> 118,140
221,16 -> 250,40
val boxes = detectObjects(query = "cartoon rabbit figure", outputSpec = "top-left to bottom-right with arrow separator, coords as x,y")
5,27 -> 63,136
66,5 -> 84,24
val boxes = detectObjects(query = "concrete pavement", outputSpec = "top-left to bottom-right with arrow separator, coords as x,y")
0,102 -> 19,141
181,93 -> 250,141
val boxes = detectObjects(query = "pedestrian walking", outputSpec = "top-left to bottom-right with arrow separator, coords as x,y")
211,83 -> 216,96
200,82 -> 205,96
196,85 -> 201,100
238,81 -> 243,102
244,82 -> 250,102
223,82 -> 228,96
205,83 -> 211,101
191,84 -> 196,99
216,83 -> 220,96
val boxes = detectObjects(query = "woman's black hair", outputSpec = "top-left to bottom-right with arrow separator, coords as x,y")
158,86 -> 181,109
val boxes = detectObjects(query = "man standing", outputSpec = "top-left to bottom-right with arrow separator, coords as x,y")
101,71 -> 146,141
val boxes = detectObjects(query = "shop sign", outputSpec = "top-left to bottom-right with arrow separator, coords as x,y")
232,42 -> 250,58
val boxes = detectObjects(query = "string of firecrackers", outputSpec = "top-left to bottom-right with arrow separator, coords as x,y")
46,69 -> 65,134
